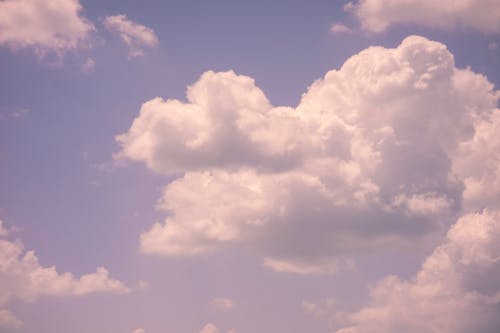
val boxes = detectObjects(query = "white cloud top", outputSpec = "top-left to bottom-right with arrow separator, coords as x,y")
346,0 -> 500,33
0,231 -> 128,329
336,209 -> 500,333
0,0 -> 94,56
104,14 -> 159,58
117,35 -> 499,274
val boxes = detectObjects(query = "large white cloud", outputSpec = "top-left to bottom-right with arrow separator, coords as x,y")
0,0 -> 94,56
117,35 -> 499,274
0,228 -> 128,329
104,14 -> 158,58
346,0 -> 500,33
335,209 -> 500,333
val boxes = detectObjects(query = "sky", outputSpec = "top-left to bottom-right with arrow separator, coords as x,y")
0,0 -> 499,332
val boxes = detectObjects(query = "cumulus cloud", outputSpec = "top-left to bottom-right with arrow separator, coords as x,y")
346,0 -> 500,33
103,14 -> 158,58
210,297 -> 236,311
0,228 -> 128,328
335,209 -> 500,333
117,35 -> 499,274
0,0 -> 94,56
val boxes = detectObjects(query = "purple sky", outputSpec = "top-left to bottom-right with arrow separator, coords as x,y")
1,1 -> 499,332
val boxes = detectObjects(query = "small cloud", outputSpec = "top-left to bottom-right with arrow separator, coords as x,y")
81,57 -> 95,73
103,14 -> 158,58
199,324 -> 219,333
488,42 -> 498,50
210,297 -> 235,311
132,329 -> 145,333
330,23 -> 352,34
11,108 -> 29,119
137,280 -> 151,291
302,298 -> 336,318
0,220 -> 10,237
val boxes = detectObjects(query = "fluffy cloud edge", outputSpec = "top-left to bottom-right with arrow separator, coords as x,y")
118,35 -> 499,275
346,0 -> 500,33
334,209 -> 500,333
0,0 -> 95,57
0,223 -> 129,328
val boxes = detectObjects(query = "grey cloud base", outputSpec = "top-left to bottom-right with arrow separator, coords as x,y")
117,36 -> 499,274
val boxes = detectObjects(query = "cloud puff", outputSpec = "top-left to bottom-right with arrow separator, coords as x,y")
210,297 -> 236,311
199,323 -> 219,333
346,0 -> 500,33
330,23 -> 352,34
103,14 -> 158,58
132,329 -> 145,333
0,0 -> 94,56
335,209 -> 500,333
117,36 -> 499,274
0,229 -> 128,328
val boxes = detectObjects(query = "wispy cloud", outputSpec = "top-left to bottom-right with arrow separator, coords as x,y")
104,14 -> 158,58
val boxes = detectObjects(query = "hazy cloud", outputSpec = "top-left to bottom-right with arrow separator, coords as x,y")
346,0 -> 500,33
210,297 -> 236,311
336,209 -> 500,333
199,323 -> 219,333
132,329 -> 145,333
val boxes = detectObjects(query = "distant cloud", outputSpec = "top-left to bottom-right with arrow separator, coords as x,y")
488,42 -> 499,50
335,209 -> 500,333
0,0 -> 95,57
303,298 -> 336,319
199,323 -> 219,333
81,57 -> 95,73
0,309 -> 23,330
210,297 -> 235,311
132,329 -> 145,333
0,221 -> 128,328
0,220 -> 9,237
104,14 -> 158,58
346,0 -> 500,33
330,23 -> 352,34
117,36 -> 499,274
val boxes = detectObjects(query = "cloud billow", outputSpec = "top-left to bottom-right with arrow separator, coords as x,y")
116,36 -> 499,275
